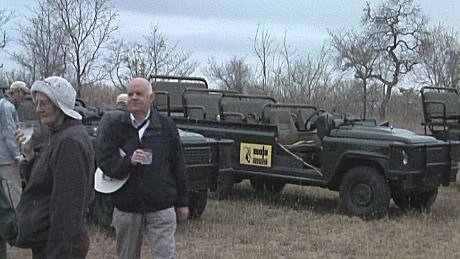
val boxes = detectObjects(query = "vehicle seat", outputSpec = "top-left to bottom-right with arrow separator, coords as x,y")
313,113 -> 337,140
269,109 -> 298,145
423,91 -> 460,119
185,93 -> 221,120
296,108 -> 317,131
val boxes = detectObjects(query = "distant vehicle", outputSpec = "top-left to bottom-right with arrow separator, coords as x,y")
150,75 -> 460,219
420,86 -> 460,141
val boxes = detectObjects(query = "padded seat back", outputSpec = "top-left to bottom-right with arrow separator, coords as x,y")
423,91 -> 460,118
154,81 -> 207,112
184,93 -> 221,120
269,109 -> 298,145
295,108 -> 317,131
220,95 -> 275,123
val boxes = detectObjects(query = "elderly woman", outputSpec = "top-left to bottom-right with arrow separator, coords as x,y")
14,76 -> 95,259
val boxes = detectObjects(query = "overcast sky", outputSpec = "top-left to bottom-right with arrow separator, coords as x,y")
2,0 -> 460,72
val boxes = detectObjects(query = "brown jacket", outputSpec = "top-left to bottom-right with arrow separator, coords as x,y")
15,119 -> 95,258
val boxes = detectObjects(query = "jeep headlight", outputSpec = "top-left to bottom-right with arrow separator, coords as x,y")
402,149 -> 409,166
390,145 -> 424,171
87,126 -> 98,137
92,126 -> 98,136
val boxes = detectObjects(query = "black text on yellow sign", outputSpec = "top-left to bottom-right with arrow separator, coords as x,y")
239,142 -> 272,167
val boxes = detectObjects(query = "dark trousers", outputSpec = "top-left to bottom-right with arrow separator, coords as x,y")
31,236 -> 89,259
0,239 -> 6,259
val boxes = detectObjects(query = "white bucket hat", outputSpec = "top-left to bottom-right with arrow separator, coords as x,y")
94,167 -> 129,193
30,76 -> 82,120
95,148 -> 129,193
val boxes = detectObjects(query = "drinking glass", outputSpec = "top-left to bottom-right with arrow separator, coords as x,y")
16,122 -> 34,144
141,149 -> 152,165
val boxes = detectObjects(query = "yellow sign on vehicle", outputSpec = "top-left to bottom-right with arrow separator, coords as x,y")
239,142 -> 272,167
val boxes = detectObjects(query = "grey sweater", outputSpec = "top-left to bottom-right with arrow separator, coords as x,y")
0,97 -> 21,165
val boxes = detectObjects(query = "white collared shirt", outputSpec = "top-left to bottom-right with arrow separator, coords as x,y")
130,110 -> 151,140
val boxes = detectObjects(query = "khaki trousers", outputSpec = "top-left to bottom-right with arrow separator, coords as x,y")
112,207 -> 177,259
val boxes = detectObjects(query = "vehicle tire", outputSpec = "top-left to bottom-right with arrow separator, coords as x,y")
391,188 -> 438,211
410,189 -> 438,210
339,166 -> 390,219
213,172 -> 234,199
391,189 -> 411,211
250,178 -> 285,196
88,192 -> 114,231
392,188 -> 438,211
188,190 -> 208,218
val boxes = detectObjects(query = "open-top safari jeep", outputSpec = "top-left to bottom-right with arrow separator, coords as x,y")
150,75 -> 460,219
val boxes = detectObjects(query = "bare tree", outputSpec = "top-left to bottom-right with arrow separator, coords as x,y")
363,0 -> 426,119
206,56 -> 252,92
0,8 -> 11,69
270,30 -> 298,101
253,26 -> 335,105
416,24 -> 460,89
253,24 -> 276,91
144,26 -> 198,77
305,46 -> 333,105
280,46 -> 332,105
11,0 -> 68,80
48,0 -> 117,95
104,39 -> 129,90
281,31 -> 294,91
329,30 -> 379,119
106,25 -> 198,90
123,43 -> 151,80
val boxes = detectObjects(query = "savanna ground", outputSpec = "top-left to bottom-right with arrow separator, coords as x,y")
7,180 -> 460,258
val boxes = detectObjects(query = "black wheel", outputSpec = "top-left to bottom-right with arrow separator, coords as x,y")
212,172 -> 234,199
391,189 -> 410,211
188,190 -> 208,218
339,166 -> 390,219
88,192 -> 114,231
250,178 -> 285,196
392,188 -> 438,211
411,189 -> 438,209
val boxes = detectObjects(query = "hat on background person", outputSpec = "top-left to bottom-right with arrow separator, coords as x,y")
9,81 -> 30,94
30,76 -> 82,120
116,93 -> 128,105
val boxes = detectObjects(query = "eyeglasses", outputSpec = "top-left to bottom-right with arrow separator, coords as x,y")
34,100 -> 52,109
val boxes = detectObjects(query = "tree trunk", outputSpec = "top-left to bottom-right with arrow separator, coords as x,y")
379,85 -> 393,120
378,102 -> 386,120
362,79 -> 367,119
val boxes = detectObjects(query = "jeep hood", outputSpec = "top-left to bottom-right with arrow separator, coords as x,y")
179,129 -> 217,143
329,125 -> 439,144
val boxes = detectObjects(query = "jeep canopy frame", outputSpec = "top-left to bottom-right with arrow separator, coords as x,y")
420,86 -> 460,140
149,75 -> 208,115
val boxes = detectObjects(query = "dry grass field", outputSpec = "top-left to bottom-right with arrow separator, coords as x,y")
7,180 -> 460,259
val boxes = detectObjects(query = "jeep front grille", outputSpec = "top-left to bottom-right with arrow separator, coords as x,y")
183,146 -> 212,165
426,146 -> 449,164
